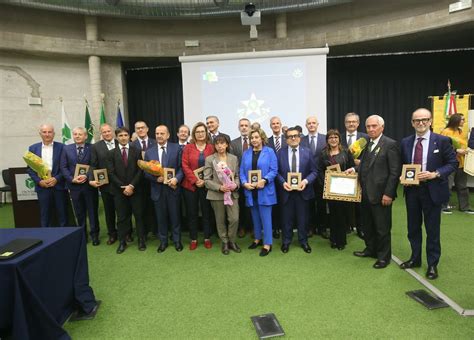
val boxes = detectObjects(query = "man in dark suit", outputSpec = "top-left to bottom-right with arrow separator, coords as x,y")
352,115 -> 401,269
399,108 -> 458,279
177,124 -> 190,149
230,118 -> 253,238
27,124 -> 68,227
206,115 -> 231,144
107,127 -> 146,254
341,112 -> 369,239
469,127 -> 474,149
277,127 -> 318,253
89,123 -> 118,245
60,127 -> 100,245
144,125 -> 184,253
300,116 -> 327,238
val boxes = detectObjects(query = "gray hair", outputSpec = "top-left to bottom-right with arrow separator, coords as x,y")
39,124 -> 54,132
366,115 -> 384,127
205,115 -> 219,123
344,112 -> 360,122
73,126 -> 87,134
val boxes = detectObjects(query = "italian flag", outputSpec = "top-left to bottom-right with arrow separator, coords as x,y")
61,101 -> 73,145
444,79 -> 457,118
84,101 -> 95,143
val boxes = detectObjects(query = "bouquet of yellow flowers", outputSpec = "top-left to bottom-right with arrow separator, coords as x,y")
23,151 -> 51,180
349,138 -> 368,159
448,136 -> 462,150
137,160 -> 163,176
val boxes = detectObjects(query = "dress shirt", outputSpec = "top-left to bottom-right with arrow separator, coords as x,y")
158,142 -> 168,164
411,130 -> 430,172
307,133 -> 318,150
105,140 -> 116,150
41,143 -> 53,171
138,137 -> 149,150
346,132 -> 356,146
287,146 -> 300,173
368,134 -> 382,152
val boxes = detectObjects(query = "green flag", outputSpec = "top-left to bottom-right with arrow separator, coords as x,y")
84,103 -> 95,143
61,102 -> 73,145
100,102 -> 106,126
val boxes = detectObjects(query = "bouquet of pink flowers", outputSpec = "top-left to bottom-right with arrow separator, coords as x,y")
213,160 -> 237,206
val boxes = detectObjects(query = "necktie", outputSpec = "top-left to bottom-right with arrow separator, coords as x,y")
121,147 -> 128,167
348,134 -> 354,147
142,140 -> 147,151
413,137 -> 423,165
367,141 -> 374,153
160,146 -> 167,165
310,136 -> 316,154
243,137 -> 249,152
77,146 -> 84,161
291,148 -> 297,172
275,136 -> 281,152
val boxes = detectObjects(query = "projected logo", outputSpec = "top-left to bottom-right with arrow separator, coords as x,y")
292,68 -> 303,78
202,71 -> 218,83
237,93 -> 270,123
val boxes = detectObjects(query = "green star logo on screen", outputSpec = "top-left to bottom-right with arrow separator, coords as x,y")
25,178 -> 35,189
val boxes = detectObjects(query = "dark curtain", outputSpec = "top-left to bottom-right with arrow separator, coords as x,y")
126,66 -> 184,142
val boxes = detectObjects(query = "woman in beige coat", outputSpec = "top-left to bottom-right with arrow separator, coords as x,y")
204,135 -> 241,255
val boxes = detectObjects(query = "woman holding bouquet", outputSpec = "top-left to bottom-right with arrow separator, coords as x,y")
181,122 -> 215,250
317,129 -> 355,250
240,128 -> 278,257
204,135 -> 240,255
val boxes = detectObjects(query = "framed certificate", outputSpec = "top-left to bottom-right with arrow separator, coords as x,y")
248,170 -> 262,185
193,166 -> 205,180
400,164 -> 421,185
323,170 -> 361,202
74,164 -> 90,178
464,149 -> 474,176
326,164 -> 341,172
287,172 -> 302,190
163,168 -> 175,183
93,169 -> 109,185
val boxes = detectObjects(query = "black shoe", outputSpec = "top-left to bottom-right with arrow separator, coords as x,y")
221,242 -> 230,255
157,243 -> 168,253
248,240 -> 262,249
337,245 -> 345,250
126,234 -> 134,243
330,242 -> 337,249
92,237 -> 100,246
373,260 -> 389,269
106,236 -> 117,245
228,242 -> 241,253
273,230 -> 280,239
307,229 -> 314,238
281,244 -> 289,253
116,241 -> 127,254
238,229 -> 246,238
320,231 -> 329,239
174,242 -> 183,252
259,246 -> 272,257
426,266 -> 438,280
399,259 -> 421,269
138,238 -> 146,251
301,243 -> 312,253
353,250 -> 374,258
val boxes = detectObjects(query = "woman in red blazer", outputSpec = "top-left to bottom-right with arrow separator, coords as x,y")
181,122 -> 215,250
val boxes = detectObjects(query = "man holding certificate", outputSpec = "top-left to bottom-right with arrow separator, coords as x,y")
399,108 -> 457,279
276,127 -> 317,253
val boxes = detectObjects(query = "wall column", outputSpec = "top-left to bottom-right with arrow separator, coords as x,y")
276,13 -> 287,39
85,16 -> 102,124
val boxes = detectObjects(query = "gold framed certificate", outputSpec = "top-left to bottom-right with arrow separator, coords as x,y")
326,164 -> 341,172
74,164 -> 90,178
93,169 -> 109,185
163,168 -> 175,183
464,149 -> 474,176
193,166 -> 205,180
400,164 -> 421,185
287,172 -> 302,190
248,170 -> 262,185
323,170 -> 361,202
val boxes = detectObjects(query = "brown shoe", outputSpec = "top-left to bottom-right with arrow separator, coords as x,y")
107,236 -> 117,245
228,242 -> 242,253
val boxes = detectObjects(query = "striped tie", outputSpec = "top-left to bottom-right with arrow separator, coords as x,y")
275,136 -> 281,152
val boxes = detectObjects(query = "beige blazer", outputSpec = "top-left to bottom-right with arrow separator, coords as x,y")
204,153 -> 240,201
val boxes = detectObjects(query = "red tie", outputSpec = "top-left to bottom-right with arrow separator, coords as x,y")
413,137 -> 423,165
122,147 -> 128,167
243,137 -> 248,152
141,140 -> 147,151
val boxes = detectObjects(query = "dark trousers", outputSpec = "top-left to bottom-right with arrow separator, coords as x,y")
153,189 -> 181,245
69,188 -> 100,238
238,187 -> 253,231
37,189 -> 68,227
405,185 -> 441,266
114,191 -> 145,241
281,193 -> 308,245
328,200 -> 349,247
308,182 -> 328,233
183,187 -> 211,240
361,196 -> 392,262
100,190 -> 117,237
142,183 -> 158,235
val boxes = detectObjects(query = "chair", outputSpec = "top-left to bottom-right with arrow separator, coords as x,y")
0,169 -> 12,206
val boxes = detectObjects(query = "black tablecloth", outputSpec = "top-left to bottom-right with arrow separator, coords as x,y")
0,227 -> 97,340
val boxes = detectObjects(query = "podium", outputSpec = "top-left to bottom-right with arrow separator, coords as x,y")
9,167 -> 41,228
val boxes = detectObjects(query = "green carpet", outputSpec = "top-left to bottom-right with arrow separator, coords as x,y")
1,187 -> 473,339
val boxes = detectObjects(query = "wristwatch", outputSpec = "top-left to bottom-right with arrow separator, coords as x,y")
435,171 -> 441,178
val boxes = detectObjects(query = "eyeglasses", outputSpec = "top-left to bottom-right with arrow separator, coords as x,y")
195,130 -> 206,134
286,134 -> 300,139
412,118 -> 431,124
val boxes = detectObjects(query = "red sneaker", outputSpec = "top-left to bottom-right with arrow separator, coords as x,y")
189,240 -> 198,250
204,239 -> 212,249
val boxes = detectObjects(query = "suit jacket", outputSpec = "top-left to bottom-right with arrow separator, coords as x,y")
131,138 -> 157,152
181,143 -> 214,192
60,143 -> 93,191
317,148 -> 355,186
341,131 -> 369,149
267,134 -> 287,154
276,146 -> 317,204
240,146 -> 278,206
301,133 -> 327,162
27,141 -> 65,192
468,127 -> 474,149
89,139 -> 117,193
204,153 -> 240,200
209,131 -> 231,144
230,136 -> 245,163
400,132 -> 458,205
144,142 -> 183,201
358,135 -> 401,204
107,144 -> 143,196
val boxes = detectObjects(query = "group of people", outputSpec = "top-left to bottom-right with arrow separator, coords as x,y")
26,109 -> 473,279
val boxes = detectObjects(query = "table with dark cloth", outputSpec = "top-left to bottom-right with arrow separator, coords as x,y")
0,227 -> 97,340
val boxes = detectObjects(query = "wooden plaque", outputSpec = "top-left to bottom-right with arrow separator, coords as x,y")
163,168 -> 175,183
400,164 -> 421,185
93,169 -> 109,185
326,164 -> 341,172
193,166 -> 205,180
74,164 -> 90,178
248,170 -> 262,185
287,172 -> 302,190
323,170 -> 361,202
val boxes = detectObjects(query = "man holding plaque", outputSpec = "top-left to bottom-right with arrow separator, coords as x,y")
27,124 -> 68,227
351,115 -> 401,269
399,108 -> 458,279
276,127 -> 317,253
60,127 -> 100,245
144,125 -> 184,253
